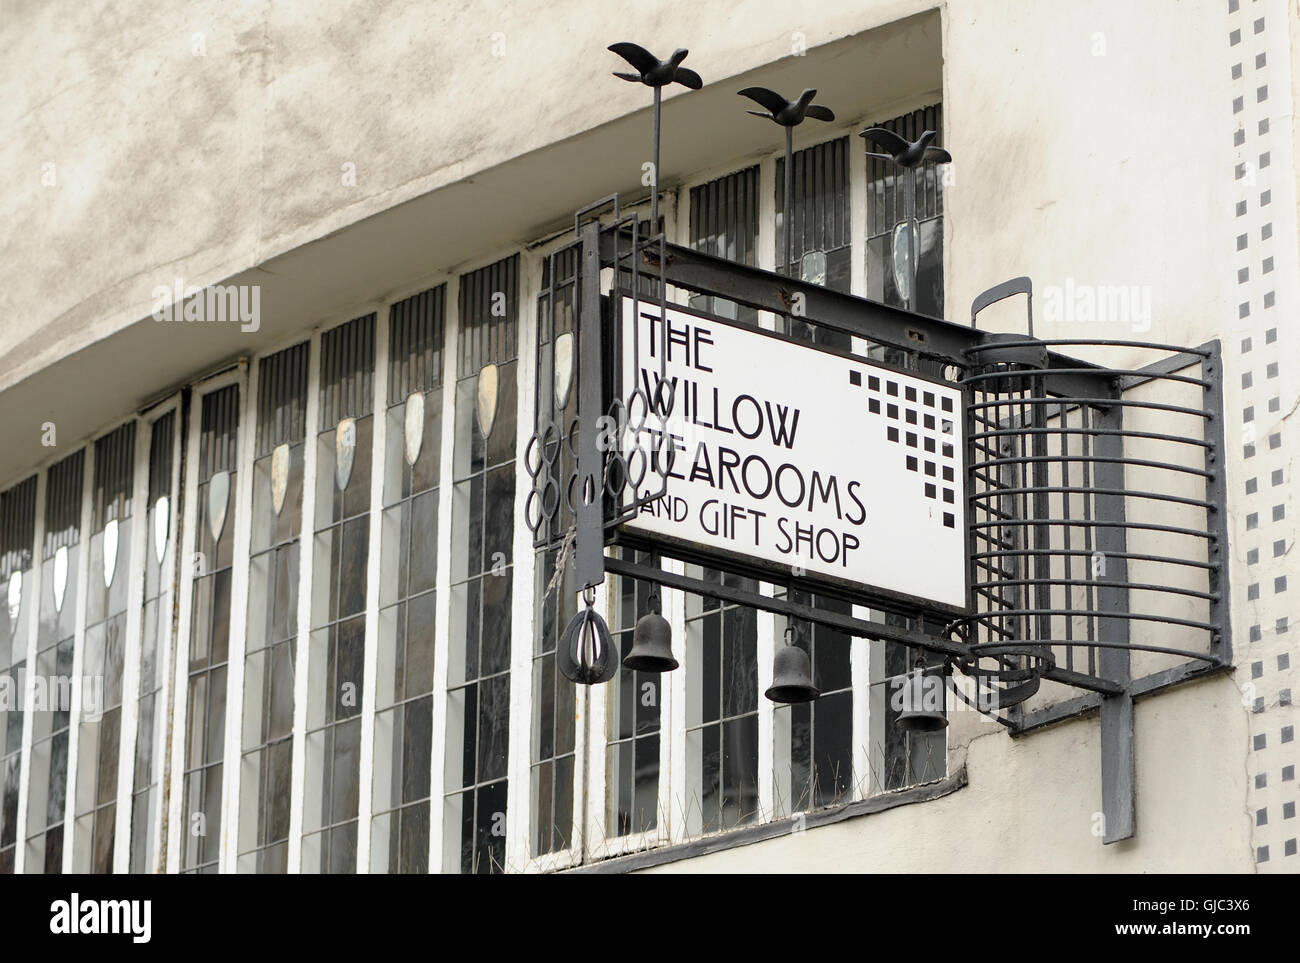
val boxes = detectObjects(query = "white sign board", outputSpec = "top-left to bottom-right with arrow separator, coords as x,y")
619,296 -> 967,610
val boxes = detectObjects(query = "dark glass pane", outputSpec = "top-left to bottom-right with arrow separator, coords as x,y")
401,696 -> 432,804
476,674 -> 510,784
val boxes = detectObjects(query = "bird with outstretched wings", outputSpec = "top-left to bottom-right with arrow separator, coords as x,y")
737,86 -> 834,126
859,127 -> 952,168
608,43 -> 703,89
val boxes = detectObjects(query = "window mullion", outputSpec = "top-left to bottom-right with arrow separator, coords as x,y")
111,417 -> 152,872
11,470 -> 47,874
851,604 -> 873,801
756,585 -> 777,821
218,368 -> 260,874
849,131 -> 870,354
354,307 -> 390,873
286,333 -> 322,873
505,253 -> 539,873
426,274 -> 460,873
664,557 -> 688,846
58,440 -> 95,874
586,583 -> 613,860
166,384 -> 208,871
146,406 -> 184,872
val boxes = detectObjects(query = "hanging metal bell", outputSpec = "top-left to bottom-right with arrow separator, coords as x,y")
895,668 -> 948,732
622,594 -> 678,673
765,643 -> 819,704
557,600 -> 619,685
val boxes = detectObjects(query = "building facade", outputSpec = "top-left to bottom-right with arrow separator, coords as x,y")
0,0 -> 1294,873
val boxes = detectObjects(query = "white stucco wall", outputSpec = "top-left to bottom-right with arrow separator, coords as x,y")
639,675 -> 1254,872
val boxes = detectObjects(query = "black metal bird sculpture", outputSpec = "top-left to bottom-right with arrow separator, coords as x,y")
737,87 -> 835,126
738,87 -> 836,282
858,127 -> 951,168
608,43 -> 703,89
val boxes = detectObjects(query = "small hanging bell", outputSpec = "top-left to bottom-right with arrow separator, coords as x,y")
895,664 -> 948,732
557,589 -> 619,685
622,592 -> 678,672
765,627 -> 819,704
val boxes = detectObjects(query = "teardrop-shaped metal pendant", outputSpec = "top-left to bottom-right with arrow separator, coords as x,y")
404,392 -> 425,466
52,544 -> 69,614
270,443 -> 290,515
335,418 -> 357,491
553,332 -> 575,411
476,363 -> 499,440
208,470 -> 230,543
6,570 -> 21,631
153,495 -> 169,565
102,517 -> 119,588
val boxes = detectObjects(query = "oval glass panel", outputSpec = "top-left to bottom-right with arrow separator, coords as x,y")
52,544 -> 69,614
404,392 -> 425,466
153,495 -> 170,564
270,443 -> 290,515
207,470 -> 231,543
102,517 -> 119,588
476,363 -> 499,440
6,570 -> 20,630
553,331 -> 575,412
891,219 -> 916,304
335,419 -> 357,491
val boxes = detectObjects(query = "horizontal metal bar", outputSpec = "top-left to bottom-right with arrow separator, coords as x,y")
970,547 -> 1215,571
969,425 -> 1212,450
968,517 -> 1214,541
603,555 -> 969,658
965,367 -> 1209,389
968,576 -> 1216,602
1011,657 -> 1231,735
967,622 -> 1219,648
607,557 -> 1126,696
600,229 -> 1122,400
968,396 -> 1210,419
966,338 -> 1212,358
966,483 -> 1214,509
1116,342 -> 1218,390
1041,665 -> 1123,695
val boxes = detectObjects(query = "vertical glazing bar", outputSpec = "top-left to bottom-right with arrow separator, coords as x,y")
286,333 -> 321,873
12,471 -> 48,874
574,220 -> 604,590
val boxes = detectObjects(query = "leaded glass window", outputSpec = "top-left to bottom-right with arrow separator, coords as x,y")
0,476 -> 36,874
866,103 -> 945,319
25,449 -> 84,873
181,386 -> 239,873
445,255 -> 518,874
775,595 -> 854,812
776,135 -> 852,346
688,166 -> 759,325
130,411 -> 176,873
238,343 -> 308,873
72,421 -> 136,872
372,287 -> 444,873
304,315 -> 375,873
531,247 -> 579,859
684,567 -> 759,836
606,550 -> 661,840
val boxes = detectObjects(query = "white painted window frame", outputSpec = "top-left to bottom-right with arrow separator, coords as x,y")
166,364 -> 247,873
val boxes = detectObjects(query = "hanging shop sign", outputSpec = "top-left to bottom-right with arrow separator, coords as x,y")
618,295 -> 967,610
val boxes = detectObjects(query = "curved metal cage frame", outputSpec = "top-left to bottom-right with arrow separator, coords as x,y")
953,337 -> 1230,729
